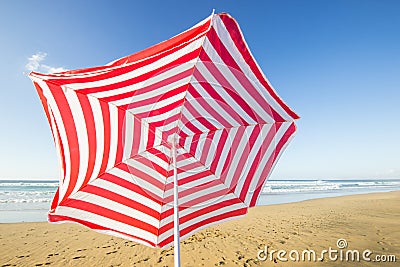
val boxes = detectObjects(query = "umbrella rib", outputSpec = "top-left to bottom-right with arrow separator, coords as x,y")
32,77 -> 166,148
180,121 -> 286,138
177,145 -> 248,207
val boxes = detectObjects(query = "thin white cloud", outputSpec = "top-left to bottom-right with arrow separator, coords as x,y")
25,52 -> 67,73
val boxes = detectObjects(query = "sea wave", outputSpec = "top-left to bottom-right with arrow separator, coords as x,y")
262,179 -> 400,194
0,198 -> 52,203
0,182 -> 58,187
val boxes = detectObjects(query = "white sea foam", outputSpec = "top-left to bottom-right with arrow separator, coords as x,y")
262,179 -> 400,194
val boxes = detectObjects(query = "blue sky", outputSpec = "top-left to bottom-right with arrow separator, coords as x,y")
0,0 -> 399,180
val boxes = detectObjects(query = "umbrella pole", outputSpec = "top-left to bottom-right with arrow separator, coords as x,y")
172,137 -> 181,267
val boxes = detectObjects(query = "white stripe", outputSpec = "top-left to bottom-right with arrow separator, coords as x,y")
180,106 -> 210,133
69,191 -> 159,227
108,165 -> 164,197
138,121 -> 149,153
88,96 -> 104,182
54,206 -> 157,245
106,105 -> 119,171
245,122 -> 292,205
224,125 -> 254,188
196,61 -> 256,124
128,91 -> 186,115
205,130 -> 222,168
202,38 -> 274,123
194,132 -> 207,160
93,178 -> 161,210
214,127 -> 237,178
184,91 -> 225,129
213,16 -> 294,121
179,181 -> 227,207
144,104 -> 182,124
177,117 -> 196,137
124,158 -> 166,189
123,112 -> 135,160
233,124 -> 271,197
48,106 -> 65,187
140,150 -> 169,170
36,80 -> 71,202
107,66 -> 193,106
68,38 -> 204,91
64,90 -> 89,195
189,80 -> 242,127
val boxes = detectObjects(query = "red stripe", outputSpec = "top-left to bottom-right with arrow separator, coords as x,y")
78,48 -> 201,95
178,170 -> 212,186
131,97 -> 185,119
145,147 -> 170,164
182,98 -> 219,132
115,108 -> 125,164
249,123 -> 296,206
33,82 -> 52,130
163,178 -> 222,204
76,93 -> 97,189
193,64 -> 247,125
179,113 -> 202,135
51,111 -> 66,182
146,124 -> 156,150
43,19 -> 210,86
100,68 -> 193,103
47,82 -> 80,202
199,51 -> 263,123
59,199 -> 158,235
209,129 -> 228,174
159,190 -> 237,229
218,14 -> 300,120
186,84 -> 233,128
100,172 -> 163,205
161,186 -> 233,222
199,131 -> 215,164
123,84 -> 187,114
219,126 -> 245,182
129,114 -> 142,158
98,101 -> 111,175
36,80 -> 67,182
80,184 -> 160,219
239,124 -> 278,201
118,161 -> 165,190
230,125 -> 261,192
50,188 -> 59,212
206,27 -> 283,122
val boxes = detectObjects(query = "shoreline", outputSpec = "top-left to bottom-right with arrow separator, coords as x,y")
1,191 -> 399,266
2,188 -> 400,224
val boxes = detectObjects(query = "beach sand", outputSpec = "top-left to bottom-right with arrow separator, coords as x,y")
1,191 -> 399,266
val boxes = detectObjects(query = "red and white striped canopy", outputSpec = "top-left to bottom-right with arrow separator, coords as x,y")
30,13 -> 299,248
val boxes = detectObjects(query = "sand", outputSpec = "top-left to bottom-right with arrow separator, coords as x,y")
0,191 -> 399,266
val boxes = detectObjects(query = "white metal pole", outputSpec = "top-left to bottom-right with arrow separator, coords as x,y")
172,135 -> 181,267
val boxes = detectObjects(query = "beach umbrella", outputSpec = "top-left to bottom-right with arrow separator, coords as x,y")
29,12 -> 299,266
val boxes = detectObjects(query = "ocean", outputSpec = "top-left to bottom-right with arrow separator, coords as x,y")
1,179 -> 399,223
